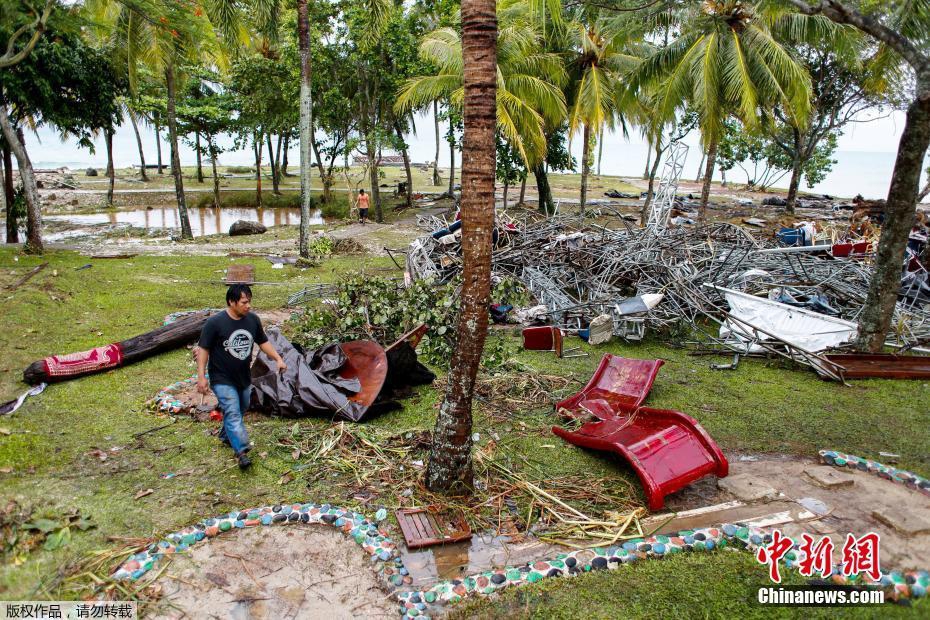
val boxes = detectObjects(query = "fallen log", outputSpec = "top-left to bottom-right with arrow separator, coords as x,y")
23,311 -> 213,385
8,262 -> 49,291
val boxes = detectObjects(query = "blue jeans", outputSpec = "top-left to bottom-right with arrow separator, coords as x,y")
212,383 -> 252,455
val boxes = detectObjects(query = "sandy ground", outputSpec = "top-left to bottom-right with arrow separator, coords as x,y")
150,526 -> 396,620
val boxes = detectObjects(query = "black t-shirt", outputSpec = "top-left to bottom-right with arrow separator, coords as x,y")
198,311 -> 268,389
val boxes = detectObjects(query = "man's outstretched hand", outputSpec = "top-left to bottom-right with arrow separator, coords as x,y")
197,376 -> 209,395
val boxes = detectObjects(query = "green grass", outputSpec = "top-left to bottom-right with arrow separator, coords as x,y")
0,248 -> 926,614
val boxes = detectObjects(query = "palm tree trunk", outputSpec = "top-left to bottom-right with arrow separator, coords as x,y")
0,105 -> 41,253
129,111 -> 148,181
448,133 -> 456,196
395,123 -> 413,210
533,162 -> 554,215
155,121 -> 164,174
195,131 -> 204,183
433,100 -> 442,186
580,123 -> 591,216
643,140 -> 652,179
503,179 -> 508,209
298,0 -> 313,258
2,142 -> 15,243
254,131 -> 263,208
426,0 -> 497,494
519,175 -> 526,205
699,138 -> 718,220
856,94 -> 930,352
165,62 -> 193,240
209,138 -> 220,209
105,128 -> 115,208
0,153 -> 10,243
365,135 -> 383,222
596,131 -> 603,176
641,141 -> 663,225
695,151 -> 705,182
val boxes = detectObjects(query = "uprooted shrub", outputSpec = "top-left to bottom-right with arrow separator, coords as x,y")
286,274 -> 517,370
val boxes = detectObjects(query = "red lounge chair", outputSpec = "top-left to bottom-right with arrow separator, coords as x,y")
339,340 -> 388,409
522,326 -> 585,358
552,354 -> 728,510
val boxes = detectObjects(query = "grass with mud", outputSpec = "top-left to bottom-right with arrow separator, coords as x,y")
0,248 -> 926,617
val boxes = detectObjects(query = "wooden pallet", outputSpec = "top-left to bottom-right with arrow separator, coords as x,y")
395,508 -> 472,550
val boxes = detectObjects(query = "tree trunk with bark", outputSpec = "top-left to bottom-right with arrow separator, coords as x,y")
2,142 -> 14,243
396,123 -> 413,210
155,121 -> 164,174
502,179 -> 508,209
856,94 -> 930,352
105,128 -> 115,208
267,134 -> 281,195
0,155 -> 8,243
448,137 -> 456,196
580,123 -> 591,216
785,130 -> 804,214
254,132 -> 264,208
699,138 -> 718,220
281,134 -> 290,177
596,131 -> 603,176
0,105 -> 41,252
533,162 -> 554,215
641,141 -> 663,226
695,151 -> 705,182
433,100 -> 442,186
643,140 -> 652,179
917,174 -> 929,203
298,0 -> 313,258
195,131 -> 204,183
366,136 -> 383,222
165,62 -> 193,239
129,111 -> 148,181
426,0 -> 497,495
519,175 -> 526,205
209,139 -> 220,209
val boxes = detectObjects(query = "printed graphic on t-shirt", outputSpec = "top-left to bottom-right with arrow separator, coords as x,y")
224,329 -> 254,360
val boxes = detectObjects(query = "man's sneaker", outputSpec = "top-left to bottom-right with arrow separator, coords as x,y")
237,451 -> 252,470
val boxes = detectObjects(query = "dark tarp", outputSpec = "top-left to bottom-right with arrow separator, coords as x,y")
250,329 -> 369,421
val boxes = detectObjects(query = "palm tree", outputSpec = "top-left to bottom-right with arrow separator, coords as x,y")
396,1 -> 566,170
628,1 -> 812,217
425,0 -> 499,494
297,0 -> 313,257
560,12 -> 641,212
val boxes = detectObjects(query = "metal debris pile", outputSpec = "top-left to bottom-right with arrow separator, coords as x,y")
405,212 -> 930,381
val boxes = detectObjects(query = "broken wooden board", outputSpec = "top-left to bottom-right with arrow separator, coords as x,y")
396,508 -> 472,550
224,264 -> 255,284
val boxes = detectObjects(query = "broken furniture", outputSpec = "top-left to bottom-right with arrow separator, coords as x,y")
224,264 -> 255,284
552,355 -> 728,510
23,311 -> 214,385
396,507 -> 472,549
522,326 -> 585,358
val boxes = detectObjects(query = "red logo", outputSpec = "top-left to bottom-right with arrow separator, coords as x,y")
757,530 -> 881,583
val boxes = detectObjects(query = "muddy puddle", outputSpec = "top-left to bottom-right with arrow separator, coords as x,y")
1,206 -> 321,242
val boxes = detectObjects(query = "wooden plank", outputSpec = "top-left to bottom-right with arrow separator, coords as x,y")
225,264 -> 255,284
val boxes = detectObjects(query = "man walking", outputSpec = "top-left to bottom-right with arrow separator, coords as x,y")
197,284 -> 287,469
356,188 -> 370,225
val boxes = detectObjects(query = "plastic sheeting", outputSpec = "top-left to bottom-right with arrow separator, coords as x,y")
717,287 -> 858,353
250,329 -> 370,421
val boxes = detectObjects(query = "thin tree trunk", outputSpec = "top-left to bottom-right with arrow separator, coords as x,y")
917,173 -> 930,203
433,100 -> 442,186
426,0 -> 497,494
503,179 -> 508,210
0,152 -> 9,243
195,131 -> 204,183
641,141 -> 663,226
519,175 -> 526,205
700,138 -> 718,220
298,0 -> 314,257
2,142 -> 15,242
105,128 -> 115,208
786,158 -> 802,214
210,139 -> 220,209
155,121 -> 164,174
856,94 -> 930,352
596,131 -> 603,176
165,62 -> 192,239
281,134 -> 290,177
129,111 -> 148,181
395,123 -> 413,210
0,107 -> 41,252
267,133 -> 280,194
695,151 -> 706,182
533,162 -> 554,215
448,136 -> 456,196
275,134 -> 283,191
644,140 -> 652,179
580,123 -> 591,216
254,132 -> 263,208
365,135 -> 383,222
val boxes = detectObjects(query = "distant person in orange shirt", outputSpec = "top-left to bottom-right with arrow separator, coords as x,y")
356,189 -> 370,225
